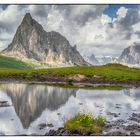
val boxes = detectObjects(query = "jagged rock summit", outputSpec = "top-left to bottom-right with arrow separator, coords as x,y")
3,13 -> 88,66
119,43 -> 140,64
84,54 -> 99,65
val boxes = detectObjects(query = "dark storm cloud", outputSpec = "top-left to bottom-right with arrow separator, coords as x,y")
28,5 -> 51,17
111,9 -> 140,40
55,5 -> 108,25
0,38 -> 8,41
124,32 -> 132,40
0,22 -> 15,33
116,9 -> 140,30
135,31 -> 140,38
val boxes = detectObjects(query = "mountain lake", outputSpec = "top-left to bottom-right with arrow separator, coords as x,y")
0,83 -> 140,135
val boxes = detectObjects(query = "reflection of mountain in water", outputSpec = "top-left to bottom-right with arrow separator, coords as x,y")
0,84 -> 77,128
123,88 -> 140,99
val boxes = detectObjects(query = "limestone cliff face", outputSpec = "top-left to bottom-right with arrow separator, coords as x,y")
119,43 -> 140,64
3,13 -> 88,66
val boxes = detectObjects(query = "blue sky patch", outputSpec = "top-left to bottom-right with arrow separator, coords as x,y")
104,4 -> 139,18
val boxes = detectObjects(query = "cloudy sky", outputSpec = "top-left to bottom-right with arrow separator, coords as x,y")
0,4 -> 140,57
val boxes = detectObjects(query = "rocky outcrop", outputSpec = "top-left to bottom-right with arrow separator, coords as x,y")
2,13 -> 88,66
46,113 -> 140,136
119,43 -> 140,64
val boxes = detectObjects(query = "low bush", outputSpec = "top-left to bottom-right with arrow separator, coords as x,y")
64,113 -> 106,134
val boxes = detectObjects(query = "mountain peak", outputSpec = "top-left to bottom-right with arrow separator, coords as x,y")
23,13 -> 32,20
21,13 -> 34,26
19,13 -> 44,34
3,13 -> 88,67
119,43 -> 140,64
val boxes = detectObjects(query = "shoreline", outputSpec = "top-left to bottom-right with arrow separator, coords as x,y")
0,78 -> 140,88
0,79 -> 140,136
45,113 -> 140,136
0,63 -> 140,87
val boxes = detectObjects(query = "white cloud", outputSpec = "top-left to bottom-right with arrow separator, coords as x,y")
0,5 -> 24,32
0,5 -> 27,46
101,14 -> 112,25
117,7 -> 128,19
0,5 -> 140,57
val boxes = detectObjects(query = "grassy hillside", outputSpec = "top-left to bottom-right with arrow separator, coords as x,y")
0,55 -> 33,70
0,63 -> 140,82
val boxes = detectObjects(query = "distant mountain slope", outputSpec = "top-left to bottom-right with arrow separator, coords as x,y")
97,56 -> 118,65
119,43 -> 140,64
0,55 -> 32,69
2,13 -> 88,66
84,54 -> 99,65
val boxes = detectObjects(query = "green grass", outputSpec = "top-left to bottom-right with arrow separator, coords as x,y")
43,63 -> 140,81
0,55 -> 33,70
0,63 -> 140,81
64,113 -> 106,134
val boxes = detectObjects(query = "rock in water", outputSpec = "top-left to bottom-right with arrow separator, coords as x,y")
119,43 -> 140,64
2,13 -> 88,66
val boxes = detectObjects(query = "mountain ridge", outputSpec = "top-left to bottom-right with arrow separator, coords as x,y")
2,13 -> 88,67
119,43 -> 140,65
84,54 -> 99,65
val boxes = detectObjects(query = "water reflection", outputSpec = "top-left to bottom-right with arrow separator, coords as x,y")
124,88 -> 140,99
0,84 -> 77,128
0,83 -> 140,135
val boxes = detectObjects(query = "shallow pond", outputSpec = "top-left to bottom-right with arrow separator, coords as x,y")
0,83 -> 140,135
